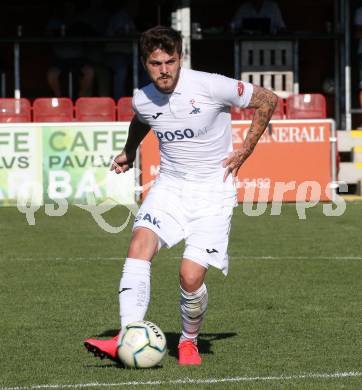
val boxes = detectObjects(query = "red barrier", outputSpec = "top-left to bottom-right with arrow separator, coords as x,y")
140,120 -> 334,202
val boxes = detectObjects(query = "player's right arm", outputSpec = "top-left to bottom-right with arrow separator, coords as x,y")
111,115 -> 151,174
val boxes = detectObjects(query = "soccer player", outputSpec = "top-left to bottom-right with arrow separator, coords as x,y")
84,25 -> 277,365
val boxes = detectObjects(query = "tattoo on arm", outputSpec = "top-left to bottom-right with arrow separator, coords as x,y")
240,85 -> 278,161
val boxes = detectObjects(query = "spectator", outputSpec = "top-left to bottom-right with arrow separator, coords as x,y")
231,0 -> 286,35
46,2 -> 95,98
76,0 -> 111,96
103,1 -> 138,99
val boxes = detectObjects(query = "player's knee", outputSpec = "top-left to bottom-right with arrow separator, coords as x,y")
179,259 -> 207,292
179,271 -> 203,292
127,228 -> 159,260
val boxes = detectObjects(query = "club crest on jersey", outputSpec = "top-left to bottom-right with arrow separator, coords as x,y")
237,81 -> 244,96
189,99 -> 201,114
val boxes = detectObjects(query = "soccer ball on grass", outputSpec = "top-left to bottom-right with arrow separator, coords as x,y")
117,320 -> 167,368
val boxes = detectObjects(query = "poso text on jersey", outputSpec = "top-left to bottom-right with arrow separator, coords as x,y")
155,127 -> 208,142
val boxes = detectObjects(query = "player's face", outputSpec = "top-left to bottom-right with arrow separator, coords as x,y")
143,49 -> 182,94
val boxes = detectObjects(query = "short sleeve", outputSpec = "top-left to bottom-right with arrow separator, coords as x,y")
132,95 -> 148,124
209,73 -> 253,109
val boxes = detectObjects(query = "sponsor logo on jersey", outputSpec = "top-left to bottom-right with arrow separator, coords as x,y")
189,99 -> 201,114
237,81 -> 244,96
152,112 -> 163,119
155,128 -> 195,142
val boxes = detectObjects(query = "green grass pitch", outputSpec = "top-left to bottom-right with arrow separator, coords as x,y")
1,202 -> 362,389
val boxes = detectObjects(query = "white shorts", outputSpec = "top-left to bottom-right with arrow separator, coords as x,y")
133,173 -> 237,275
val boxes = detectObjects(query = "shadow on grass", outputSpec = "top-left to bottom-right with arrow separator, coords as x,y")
85,362 -> 124,369
98,329 -> 119,337
85,362 -> 163,370
165,332 -> 237,358
97,329 -> 237,359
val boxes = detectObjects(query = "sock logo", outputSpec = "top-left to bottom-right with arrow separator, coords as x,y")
206,248 -> 218,254
137,281 -> 147,307
119,288 -> 132,294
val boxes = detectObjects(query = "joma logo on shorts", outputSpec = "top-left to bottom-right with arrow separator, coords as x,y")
142,213 -> 161,228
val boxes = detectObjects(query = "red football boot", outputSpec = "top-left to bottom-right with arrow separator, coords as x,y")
178,340 -> 202,365
84,335 -> 119,361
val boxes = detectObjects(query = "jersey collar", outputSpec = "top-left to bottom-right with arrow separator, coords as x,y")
172,67 -> 185,95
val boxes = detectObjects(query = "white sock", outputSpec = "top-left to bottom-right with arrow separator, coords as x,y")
179,283 -> 208,344
119,258 -> 151,328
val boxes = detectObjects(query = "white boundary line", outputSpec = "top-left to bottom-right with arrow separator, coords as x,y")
232,256 -> 362,260
2,371 -> 362,390
2,256 -> 362,262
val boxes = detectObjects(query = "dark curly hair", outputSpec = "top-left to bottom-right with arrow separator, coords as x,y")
139,25 -> 182,61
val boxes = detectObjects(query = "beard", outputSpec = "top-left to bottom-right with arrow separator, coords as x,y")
154,69 -> 180,93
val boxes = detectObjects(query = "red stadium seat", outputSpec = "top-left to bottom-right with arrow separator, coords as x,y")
232,97 -> 284,121
117,97 -> 134,121
0,98 -> 31,122
33,98 -> 73,122
75,97 -> 116,122
285,93 -> 327,119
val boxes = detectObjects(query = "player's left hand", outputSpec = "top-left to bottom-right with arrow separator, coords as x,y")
111,150 -> 135,174
223,150 -> 247,181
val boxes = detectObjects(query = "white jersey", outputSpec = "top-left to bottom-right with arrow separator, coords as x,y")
132,67 -> 253,181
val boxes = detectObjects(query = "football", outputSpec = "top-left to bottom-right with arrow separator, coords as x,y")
117,320 -> 167,368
